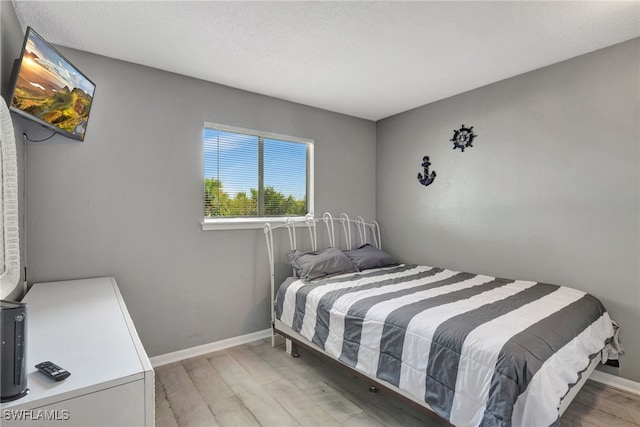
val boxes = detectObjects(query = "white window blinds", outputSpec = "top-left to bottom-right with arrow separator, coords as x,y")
204,123 -> 313,219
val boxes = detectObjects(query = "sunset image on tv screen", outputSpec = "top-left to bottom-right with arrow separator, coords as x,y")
11,29 -> 95,140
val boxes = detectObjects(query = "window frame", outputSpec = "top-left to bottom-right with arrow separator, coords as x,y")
201,122 -> 314,231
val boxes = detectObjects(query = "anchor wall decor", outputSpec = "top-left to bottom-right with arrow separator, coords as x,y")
417,156 -> 436,187
451,124 -> 477,152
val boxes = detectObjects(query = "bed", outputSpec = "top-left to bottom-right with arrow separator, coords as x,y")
264,213 -> 622,427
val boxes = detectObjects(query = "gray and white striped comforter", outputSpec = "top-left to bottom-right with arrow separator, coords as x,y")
275,264 -> 617,427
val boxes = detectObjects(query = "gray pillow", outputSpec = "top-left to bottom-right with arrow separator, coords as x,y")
343,244 -> 398,270
287,247 -> 359,280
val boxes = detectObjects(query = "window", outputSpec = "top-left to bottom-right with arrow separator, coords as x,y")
202,122 -> 314,229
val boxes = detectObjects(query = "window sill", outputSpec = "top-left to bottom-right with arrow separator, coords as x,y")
201,217 -> 295,231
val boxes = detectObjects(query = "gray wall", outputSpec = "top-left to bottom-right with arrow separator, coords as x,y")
21,48 -> 376,357
1,2 -> 26,301
0,1 -> 24,93
376,38 -> 640,382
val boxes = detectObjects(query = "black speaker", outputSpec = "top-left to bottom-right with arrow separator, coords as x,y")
0,300 -> 28,402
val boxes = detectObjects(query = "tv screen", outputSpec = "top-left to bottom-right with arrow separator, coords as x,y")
8,27 -> 95,141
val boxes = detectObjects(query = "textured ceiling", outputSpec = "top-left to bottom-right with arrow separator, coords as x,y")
10,1 -> 640,121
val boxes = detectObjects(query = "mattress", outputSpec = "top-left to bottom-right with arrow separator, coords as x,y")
275,264 -> 618,427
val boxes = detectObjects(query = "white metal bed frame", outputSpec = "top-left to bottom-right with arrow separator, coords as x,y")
264,212 -> 381,345
262,212 -> 599,422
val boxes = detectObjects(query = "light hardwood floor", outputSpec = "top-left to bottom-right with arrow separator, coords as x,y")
155,339 -> 640,427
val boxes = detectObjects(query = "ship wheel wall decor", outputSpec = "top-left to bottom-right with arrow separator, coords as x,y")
451,124 -> 477,152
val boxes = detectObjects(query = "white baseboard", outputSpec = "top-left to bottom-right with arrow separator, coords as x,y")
590,370 -> 640,396
150,328 -> 272,367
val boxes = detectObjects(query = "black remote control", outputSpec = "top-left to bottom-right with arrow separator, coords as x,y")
35,361 -> 71,381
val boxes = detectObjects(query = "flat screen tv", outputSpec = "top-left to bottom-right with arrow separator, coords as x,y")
8,27 -> 95,141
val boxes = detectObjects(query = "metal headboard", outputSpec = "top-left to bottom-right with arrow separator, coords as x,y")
263,212 -> 381,346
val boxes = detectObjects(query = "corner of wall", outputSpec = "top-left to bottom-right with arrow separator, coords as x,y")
1,0 -> 23,98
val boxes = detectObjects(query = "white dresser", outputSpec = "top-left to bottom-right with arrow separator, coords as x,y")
1,277 -> 154,426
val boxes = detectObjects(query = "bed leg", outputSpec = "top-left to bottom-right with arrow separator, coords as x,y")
285,338 -> 300,358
